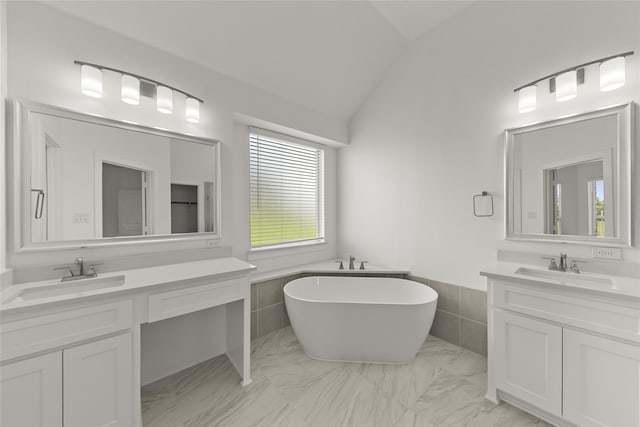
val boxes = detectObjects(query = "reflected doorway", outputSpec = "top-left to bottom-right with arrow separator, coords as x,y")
102,163 -> 149,237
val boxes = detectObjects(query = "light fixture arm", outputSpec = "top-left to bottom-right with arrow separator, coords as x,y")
74,60 -> 204,103
513,51 -> 634,92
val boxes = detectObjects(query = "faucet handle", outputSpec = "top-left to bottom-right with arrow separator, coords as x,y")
542,257 -> 558,270
569,260 -> 586,273
359,261 -> 368,270
53,266 -> 74,277
86,265 -> 100,277
335,260 -> 344,270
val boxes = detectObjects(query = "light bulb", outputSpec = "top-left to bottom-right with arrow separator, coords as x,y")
518,86 -> 536,113
600,56 -> 625,92
81,65 -> 103,98
121,75 -> 140,105
157,86 -> 173,114
556,70 -> 577,102
185,97 -> 200,123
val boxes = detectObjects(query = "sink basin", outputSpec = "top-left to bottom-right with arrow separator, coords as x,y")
514,267 -> 615,287
6,275 -> 126,303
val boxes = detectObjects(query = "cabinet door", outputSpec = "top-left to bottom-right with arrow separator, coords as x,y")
494,309 -> 562,416
563,329 -> 640,427
63,332 -> 133,427
0,352 -> 62,427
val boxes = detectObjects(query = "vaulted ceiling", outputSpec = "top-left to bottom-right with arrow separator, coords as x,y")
43,1 -> 473,121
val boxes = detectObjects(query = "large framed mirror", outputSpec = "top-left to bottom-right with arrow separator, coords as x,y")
9,99 -> 220,252
505,103 -> 633,247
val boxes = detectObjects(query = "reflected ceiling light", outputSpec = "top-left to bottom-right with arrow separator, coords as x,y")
80,64 -> 103,98
600,56 -> 625,92
185,97 -> 200,123
518,85 -> 536,113
156,86 -> 173,114
555,70 -> 577,102
74,60 -> 204,122
513,51 -> 633,111
121,74 -> 140,105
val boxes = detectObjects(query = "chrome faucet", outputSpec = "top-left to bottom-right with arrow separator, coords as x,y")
74,257 -> 85,277
349,256 -> 356,270
54,257 -> 101,282
542,252 -> 585,273
559,253 -> 568,271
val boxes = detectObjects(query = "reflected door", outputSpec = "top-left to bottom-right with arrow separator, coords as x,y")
102,163 -> 148,237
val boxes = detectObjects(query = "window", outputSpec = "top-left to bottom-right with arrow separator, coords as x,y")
588,178 -> 605,237
250,129 -> 324,248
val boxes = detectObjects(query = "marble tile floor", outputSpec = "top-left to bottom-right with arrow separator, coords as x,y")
142,327 -> 551,427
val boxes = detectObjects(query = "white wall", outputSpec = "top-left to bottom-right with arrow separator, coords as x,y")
0,1 -> 7,274
339,1 -> 640,290
5,2 -> 343,270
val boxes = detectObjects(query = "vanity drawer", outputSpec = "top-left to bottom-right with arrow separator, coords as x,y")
493,281 -> 640,343
148,277 -> 247,322
0,300 -> 133,362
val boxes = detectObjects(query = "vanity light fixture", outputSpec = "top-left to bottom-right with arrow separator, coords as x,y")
80,64 -> 103,98
600,56 -> 626,92
121,75 -> 140,105
156,86 -> 173,114
518,85 -> 537,113
74,60 -> 204,122
555,70 -> 577,102
513,51 -> 633,112
185,97 -> 200,123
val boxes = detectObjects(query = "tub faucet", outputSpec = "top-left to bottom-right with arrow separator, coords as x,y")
349,256 -> 356,270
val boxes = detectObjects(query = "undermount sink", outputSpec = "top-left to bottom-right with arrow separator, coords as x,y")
514,267 -> 615,287
5,275 -> 126,303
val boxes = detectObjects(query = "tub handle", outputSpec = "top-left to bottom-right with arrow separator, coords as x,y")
359,261 -> 368,270
335,260 -> 344,270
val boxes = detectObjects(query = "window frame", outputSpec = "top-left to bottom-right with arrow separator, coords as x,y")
248,127 -> 325,252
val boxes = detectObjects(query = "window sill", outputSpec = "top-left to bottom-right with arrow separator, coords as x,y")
247,240 -> 327,261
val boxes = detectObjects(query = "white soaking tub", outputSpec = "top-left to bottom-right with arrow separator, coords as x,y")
284,276 -> 438,364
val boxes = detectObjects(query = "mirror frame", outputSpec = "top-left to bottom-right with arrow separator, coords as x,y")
505,102 -> 633,247
8,99 -> 222,253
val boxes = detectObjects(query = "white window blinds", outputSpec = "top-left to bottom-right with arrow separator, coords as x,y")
250,129 -> 324,248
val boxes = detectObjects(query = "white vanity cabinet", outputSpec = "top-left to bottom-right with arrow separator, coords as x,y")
1,332 -> 133,427
1,257 -> 255,427
1,352 -> 63,427
493,310 -> 562,416
0,300 -> 134,427
63,332 -> 133,427
485,275 -> 640,427
562,329 -> 640,427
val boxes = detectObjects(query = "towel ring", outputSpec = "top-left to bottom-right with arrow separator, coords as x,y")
473,191 -> 494,217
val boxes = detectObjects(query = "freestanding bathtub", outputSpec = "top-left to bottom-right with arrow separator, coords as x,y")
284,276 -> 438,364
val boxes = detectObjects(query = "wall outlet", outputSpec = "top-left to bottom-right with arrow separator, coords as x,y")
591,247 -> 622,260
72,213 -> 90,224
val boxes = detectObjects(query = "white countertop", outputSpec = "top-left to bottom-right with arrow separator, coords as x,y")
250,260 -> 409,283
481,262 -> 640,301
0,257 -> 256,312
